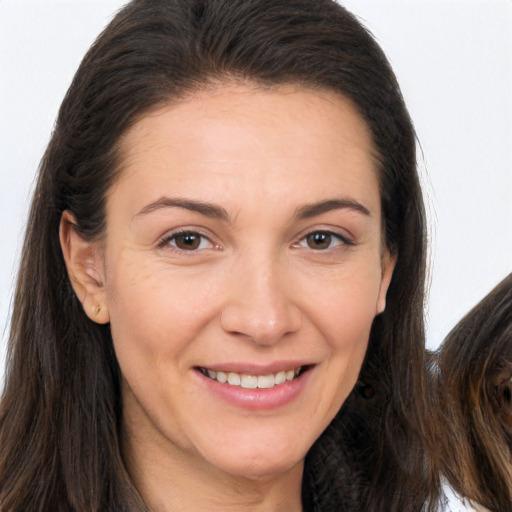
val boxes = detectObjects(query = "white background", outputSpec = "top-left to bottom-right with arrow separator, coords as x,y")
1,0 -> 511,385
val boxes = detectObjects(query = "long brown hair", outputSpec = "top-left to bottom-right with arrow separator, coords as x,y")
437,273 -> 512,512
0,1 -> 436,510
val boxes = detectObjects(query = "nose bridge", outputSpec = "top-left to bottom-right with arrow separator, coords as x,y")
220,250 -> 302,344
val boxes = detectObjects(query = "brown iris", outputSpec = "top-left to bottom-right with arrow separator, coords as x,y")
174,233 -> 201,250
306,231 -> 333,250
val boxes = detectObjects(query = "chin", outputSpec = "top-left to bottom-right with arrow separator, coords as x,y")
199,441 -> 307,481
222,458 -> 302,481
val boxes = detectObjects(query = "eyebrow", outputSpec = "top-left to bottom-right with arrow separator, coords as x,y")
135,197 -> 230,222
294,198 -> 371,220
134,196 -> 371,223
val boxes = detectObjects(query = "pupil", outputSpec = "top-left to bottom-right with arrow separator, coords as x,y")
307,232 -> 331,250
177,233 -> 200,250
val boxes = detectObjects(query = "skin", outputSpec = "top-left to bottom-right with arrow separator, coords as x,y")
61,84 -> 395,511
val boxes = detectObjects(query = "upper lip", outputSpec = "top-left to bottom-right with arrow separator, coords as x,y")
195,361 -> 315,375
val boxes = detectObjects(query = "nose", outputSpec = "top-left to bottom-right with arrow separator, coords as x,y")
220,256 -> 302,346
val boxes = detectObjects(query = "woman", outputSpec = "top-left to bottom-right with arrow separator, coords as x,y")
437,273 -> 512,512
0,1 -> 439,510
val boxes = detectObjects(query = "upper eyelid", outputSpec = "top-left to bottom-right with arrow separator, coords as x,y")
156,225 -> 355,248
296,227 -> 355,244
159,229 -> 216,249
160,226 -> 213,240
298,233 -> 351,249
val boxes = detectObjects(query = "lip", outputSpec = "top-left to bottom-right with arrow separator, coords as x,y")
196,360 -> 313,375
194,363 -> 315,411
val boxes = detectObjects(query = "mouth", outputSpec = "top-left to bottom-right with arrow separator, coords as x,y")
196,365 -> 312,389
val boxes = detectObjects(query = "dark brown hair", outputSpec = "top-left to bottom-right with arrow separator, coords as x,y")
437,273 -> 512,512
0,1 -> 436,510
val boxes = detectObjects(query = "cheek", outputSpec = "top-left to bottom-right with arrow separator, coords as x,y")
107,251 -> 201,327
104,253 -> 226,383
104,260 -> 203,437
104,257 -> 183,372
305,262 -> 383,340
304,263 -> 382,402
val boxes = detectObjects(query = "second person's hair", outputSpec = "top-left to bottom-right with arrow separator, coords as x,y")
438,273 -> 512,512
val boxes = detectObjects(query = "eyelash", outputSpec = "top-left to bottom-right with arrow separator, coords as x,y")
158,230 -> 217,252
158,228 -> 353,253
294,230 -> 354,251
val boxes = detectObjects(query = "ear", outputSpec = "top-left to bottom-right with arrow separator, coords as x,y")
376,251 -> 397,315
59,211 -> 110,324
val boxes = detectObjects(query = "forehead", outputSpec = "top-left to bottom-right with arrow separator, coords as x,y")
111,84 -> 380,219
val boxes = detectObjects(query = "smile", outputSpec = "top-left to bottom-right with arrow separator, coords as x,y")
197,366 -> 305,389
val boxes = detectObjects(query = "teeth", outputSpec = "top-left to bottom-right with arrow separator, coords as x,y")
201,366 -> 303,388
275,371 -> 286,385
227,372 -> 241,386
241,374 -> 258,389
257,374 -> 274,389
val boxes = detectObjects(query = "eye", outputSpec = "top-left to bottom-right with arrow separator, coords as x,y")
297,230 -> 352,250
306,232 -> 335,250
161,231 -> 214,252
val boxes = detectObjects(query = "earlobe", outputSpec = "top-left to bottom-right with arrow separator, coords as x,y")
59,211 -> 110,324
376,252 -> 397,315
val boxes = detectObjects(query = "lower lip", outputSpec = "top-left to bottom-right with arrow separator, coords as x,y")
195,368 -> 313,411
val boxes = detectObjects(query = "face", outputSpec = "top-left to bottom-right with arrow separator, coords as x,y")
64,84 -> 395,481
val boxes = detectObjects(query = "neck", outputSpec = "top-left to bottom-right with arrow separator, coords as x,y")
121,397 -> 303,512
